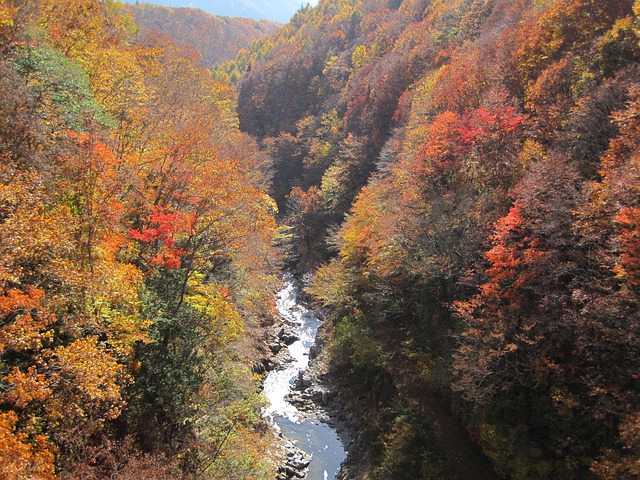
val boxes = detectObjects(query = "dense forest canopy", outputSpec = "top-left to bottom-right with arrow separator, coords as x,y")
2,0 -> 640,479
223,0 -> 640,478
0,0 -> 280,478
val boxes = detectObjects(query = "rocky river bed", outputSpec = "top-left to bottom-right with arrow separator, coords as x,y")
256,274 -> 355,480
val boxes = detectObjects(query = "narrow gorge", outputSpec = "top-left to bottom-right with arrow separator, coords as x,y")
262,274 -> 347,479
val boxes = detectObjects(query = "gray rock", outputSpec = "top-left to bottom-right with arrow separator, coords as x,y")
295,373 -> 312,389
262,358 -> 277,372
289,458 -> 311,470
282,333 -> 300,345
251,362 -> 265,374
277,327 -> 300,345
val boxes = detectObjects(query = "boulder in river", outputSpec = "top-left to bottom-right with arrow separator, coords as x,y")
262,358 -> 277,372
278,327 -> 300,345
277,439 -> 311,479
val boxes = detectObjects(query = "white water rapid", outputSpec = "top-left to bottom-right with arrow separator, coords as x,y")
262,274 -> 346,479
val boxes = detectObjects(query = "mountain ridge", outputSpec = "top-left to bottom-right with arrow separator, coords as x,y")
122,0 -> 318,23
128,3 -> 280,67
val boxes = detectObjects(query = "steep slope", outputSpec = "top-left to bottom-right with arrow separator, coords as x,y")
0,1 -> 280,477
129,3 -> 280,67
231,0 -> 640,478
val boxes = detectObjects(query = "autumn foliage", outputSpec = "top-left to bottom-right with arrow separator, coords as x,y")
0,1 -> 279,478
4,0 -> 640,477
230,0 -> 640,477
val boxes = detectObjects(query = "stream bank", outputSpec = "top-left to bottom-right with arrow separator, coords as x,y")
257,273 -> 499,480
258,274 -> 350,479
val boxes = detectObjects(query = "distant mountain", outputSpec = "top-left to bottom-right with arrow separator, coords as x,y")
129,3 -> 280,67
123,0 -> 319,23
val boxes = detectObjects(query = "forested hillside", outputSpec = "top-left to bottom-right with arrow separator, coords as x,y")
128,3 -> 279,68
3,0 -> 640,479
0,0 -> 280,478
226,0 -> 640,478
124,0 -> 318,24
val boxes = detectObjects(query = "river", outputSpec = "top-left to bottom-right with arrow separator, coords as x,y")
262,274 -> 347,479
